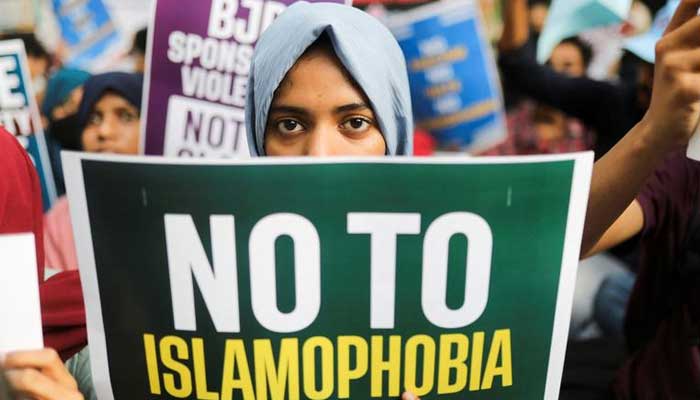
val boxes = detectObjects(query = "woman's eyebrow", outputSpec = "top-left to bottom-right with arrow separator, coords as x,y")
115,106 -> 138,114
269,105 -> 310,117
334,102 -> 370,113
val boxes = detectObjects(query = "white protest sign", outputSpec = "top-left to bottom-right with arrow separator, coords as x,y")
0,233 -> 43,354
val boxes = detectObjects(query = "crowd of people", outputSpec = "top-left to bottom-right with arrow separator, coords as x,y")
0,0 -> 699,399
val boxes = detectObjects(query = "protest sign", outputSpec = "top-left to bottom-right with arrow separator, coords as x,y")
51,0 -> 122,70
0,40 -> 56,209
387,0 -> 506,153
64,151 -> 592,399
0,0 -> 36,33
140,0 -> 349,158
0,233 -> 43,354
536,0 -> 632,63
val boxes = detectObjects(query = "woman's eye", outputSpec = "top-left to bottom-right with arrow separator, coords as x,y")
341,117 -> 371,132
276,119 -> 304,134
88,113 -> 102,126
118,111 -> 138,123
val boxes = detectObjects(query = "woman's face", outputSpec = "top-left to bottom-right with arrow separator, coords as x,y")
549,42 -> 586,77
264,46 -> 386,156
81,92 -> 140,154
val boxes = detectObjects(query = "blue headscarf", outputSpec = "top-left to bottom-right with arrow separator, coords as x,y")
245,2 -> 413,156
76,72 -> 144,133
41,68 -> 91,118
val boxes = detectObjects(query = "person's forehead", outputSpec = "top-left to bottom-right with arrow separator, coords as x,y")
94,92 -> 136,109
273,52 -> 368,106
553,43 -> 581,56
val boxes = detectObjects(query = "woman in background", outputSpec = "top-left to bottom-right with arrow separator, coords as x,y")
44,72 -> 143,273
41,68 -> 91,196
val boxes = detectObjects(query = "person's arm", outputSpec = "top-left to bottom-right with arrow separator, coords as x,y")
498,0 -> 621,128
1,348 -> 83,400
498,0 -> 529,52
581,0 -> 700,256
584,200 -> 644,257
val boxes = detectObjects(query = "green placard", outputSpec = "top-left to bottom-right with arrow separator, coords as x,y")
63,152 -> 592,399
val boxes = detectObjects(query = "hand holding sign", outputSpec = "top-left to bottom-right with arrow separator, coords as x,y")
1,348 -> 83,400
639,0 -> 700,155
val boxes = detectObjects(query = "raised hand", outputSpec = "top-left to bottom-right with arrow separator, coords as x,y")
640,0 -> 700,152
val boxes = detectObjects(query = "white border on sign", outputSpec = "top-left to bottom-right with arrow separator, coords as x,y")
138,0 -> 158,155
0,39 -> 58,205
544,151 -> 593,399
62,152 -> 116,400
64,150 -> 593,400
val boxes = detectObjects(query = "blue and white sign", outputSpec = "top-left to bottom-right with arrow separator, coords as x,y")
52,0 -> 122,69
537,0 -> 632,64
0,40 -> 57,209
387,0 -> 506,153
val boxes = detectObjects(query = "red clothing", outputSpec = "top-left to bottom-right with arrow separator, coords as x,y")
481,101 -> 595,156
0,128 -> 86,361
413,129 -> 436,156
0,129 -> 45,268
615,152 -> 700,399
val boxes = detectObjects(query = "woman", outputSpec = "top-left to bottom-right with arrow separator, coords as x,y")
40,72 -> 142,375
245,2 -> 412,157
0,128 -> 84,399
44,72 -> 143,273
42,68 -> 91,196
26,72 -> 143,398
245,4 -> 419,397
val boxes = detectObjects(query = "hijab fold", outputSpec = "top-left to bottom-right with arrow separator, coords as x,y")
245,2 -> 413,156
42,68 -> 91,118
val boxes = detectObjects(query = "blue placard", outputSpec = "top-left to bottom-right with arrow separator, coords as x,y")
389,0 -> 505,152
52,0 -> 121,69
0,41 -> 57,210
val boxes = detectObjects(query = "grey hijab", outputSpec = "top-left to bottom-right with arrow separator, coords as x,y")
245,1 -> 413,156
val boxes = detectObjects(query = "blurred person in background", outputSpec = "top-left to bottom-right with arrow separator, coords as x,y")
528,0 -> 549,36
497,2 -> 674,344
497,0 -> 669,159
44,72 -> 143,273
41,69 -> 92,197
482,35 -> 596,155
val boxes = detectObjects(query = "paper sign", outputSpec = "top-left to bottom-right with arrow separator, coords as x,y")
0,233 -> 43,354
0,40 -> 57,210
537,0 -> 632,63
387,0 -> 506,153
140,0 -> 349,158
686,125 -> 700,161
64,151 -> 593,399
51,0 -> 122,70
